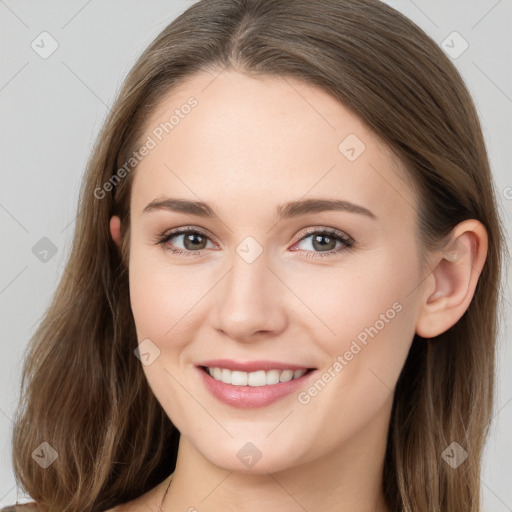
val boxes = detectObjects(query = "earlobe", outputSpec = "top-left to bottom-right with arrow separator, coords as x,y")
415,220 -> 488,339
110,216 -> 122,249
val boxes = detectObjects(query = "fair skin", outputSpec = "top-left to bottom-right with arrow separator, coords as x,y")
108,69 -> 487,511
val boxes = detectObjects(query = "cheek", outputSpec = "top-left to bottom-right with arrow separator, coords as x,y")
289,252 -> 416,348
128,243 -> 203,341
290,251 -> 419,418
127,249 -> 204,430
292,257 -> 418,440
129,243 -> 183,345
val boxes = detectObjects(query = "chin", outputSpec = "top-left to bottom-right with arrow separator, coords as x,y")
188,433 -> 311,475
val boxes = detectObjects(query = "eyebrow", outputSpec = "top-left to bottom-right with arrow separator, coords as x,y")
143,197 -> 377,220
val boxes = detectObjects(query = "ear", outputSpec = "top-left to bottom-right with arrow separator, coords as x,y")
415,219 -> 488,338
110,215 -> 122,249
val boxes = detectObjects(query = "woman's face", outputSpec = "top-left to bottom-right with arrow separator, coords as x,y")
118,70 -> 430,473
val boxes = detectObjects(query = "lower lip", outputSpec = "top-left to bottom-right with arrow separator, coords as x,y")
197,367 -> 316,408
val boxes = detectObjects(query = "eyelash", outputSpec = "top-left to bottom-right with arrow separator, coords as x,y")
155,226 -> 354,259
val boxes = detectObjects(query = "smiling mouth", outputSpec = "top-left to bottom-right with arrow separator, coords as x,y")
200,366 -> 316,387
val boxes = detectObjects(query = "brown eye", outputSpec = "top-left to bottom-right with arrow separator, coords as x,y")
158,227 -> 215,256
292,228 -> 354,258
179,231 -> 208,250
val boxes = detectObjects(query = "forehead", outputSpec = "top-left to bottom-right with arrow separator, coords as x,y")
130,69 -> 418,227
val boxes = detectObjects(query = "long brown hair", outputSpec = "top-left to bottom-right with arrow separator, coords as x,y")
8,1 -> 506,510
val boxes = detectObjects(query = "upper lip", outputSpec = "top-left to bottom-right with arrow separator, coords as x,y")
197,359 -> 316,372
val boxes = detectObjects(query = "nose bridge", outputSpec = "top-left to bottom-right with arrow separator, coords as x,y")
213,238 -> 286,340
224,241 -> 271,308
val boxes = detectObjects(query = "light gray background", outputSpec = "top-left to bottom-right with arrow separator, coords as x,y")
1,0 -> 511,508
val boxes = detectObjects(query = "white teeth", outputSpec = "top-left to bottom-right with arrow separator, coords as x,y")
266,369 -> 280,385
205,367 -> 309,387
294,369 -> 307,379
221,368 -> 231,384
248,370 -> 267,387
279,369 -> 294,382
231,371 -> 248,386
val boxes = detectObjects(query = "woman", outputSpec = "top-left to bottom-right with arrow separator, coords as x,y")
5,0 -> 506,510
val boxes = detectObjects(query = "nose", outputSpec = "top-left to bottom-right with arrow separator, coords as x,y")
212,248 -> 288,343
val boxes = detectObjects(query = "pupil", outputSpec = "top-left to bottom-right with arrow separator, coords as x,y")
184,233 -> 206,250
313,234 -> 335,251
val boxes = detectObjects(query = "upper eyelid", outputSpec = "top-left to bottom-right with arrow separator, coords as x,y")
164,226 -> 216,243
298,226 -> 352,239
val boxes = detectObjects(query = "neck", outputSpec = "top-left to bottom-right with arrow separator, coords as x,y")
163,396 -> 393,512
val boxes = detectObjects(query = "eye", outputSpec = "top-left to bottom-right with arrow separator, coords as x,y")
291,227 -> 354,258
156,227 -> 216,257
155,226 -> 354,258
